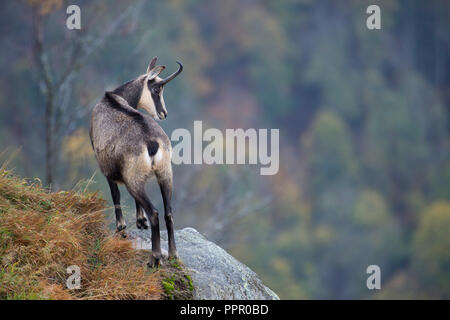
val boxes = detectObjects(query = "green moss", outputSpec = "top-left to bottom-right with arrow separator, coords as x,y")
185,274 -> 194,292
38,200 -> 53,211
162,276 -> 175,300
158,258 -> 194,300
168,258 -> 182,270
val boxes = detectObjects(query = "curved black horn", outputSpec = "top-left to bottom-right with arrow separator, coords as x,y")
160,61 -> 183,85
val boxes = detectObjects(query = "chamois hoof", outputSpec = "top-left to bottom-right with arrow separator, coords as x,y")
136,218 -> 149,230
116,221 -> 126,231
116,222 -> 127,238
169,250 -> 179,261
148,254 -> 162,268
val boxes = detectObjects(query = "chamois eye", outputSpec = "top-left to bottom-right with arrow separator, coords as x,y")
153,87 -> 160,94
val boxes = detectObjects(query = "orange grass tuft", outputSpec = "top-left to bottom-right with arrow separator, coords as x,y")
0,169 -> 162,300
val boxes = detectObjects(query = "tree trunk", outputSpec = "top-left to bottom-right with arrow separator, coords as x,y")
32,7 -> 55,190
45,92 -> 55,189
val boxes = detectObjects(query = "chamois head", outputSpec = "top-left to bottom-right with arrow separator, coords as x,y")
138,56 -> 183,120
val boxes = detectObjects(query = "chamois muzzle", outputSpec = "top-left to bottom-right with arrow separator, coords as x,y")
159,110 -> 168,120
159,61 -> 183,86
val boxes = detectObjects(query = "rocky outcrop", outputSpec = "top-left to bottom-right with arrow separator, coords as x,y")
128,227 -> 279,300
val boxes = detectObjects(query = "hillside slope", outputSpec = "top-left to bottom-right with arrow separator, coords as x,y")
0,169 -> 191,300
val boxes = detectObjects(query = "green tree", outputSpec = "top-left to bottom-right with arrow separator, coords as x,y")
302,110 -> 358,198
413,201 -> 450,297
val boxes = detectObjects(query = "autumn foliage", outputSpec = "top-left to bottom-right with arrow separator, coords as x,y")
0,168 -> 162,300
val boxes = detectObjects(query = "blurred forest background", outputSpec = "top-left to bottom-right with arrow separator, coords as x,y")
0,0 -> 449,299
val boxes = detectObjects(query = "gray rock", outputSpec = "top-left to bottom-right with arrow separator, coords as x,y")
127,227 -> 279,300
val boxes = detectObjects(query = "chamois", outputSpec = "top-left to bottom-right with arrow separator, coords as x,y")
90,57 -> 183,267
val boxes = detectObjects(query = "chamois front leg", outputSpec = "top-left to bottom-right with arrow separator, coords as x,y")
107,179 -> 126,233
135,200 -> 148,229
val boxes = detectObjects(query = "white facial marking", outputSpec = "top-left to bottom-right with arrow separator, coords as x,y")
159,87 -> 168,117
137,76 -> 168,120
137,76 -> 157,119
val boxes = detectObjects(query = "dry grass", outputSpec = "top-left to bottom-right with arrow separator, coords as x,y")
0,168 -> 163,300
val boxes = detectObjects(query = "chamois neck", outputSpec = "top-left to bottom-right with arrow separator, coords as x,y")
111,75 -> 146,109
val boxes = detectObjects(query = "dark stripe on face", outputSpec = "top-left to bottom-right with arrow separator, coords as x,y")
148,82 -> 167,119
152,92 -> 166,118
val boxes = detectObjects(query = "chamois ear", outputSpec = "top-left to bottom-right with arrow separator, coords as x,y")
147,65 -> 165,81
146,56 -> 158,74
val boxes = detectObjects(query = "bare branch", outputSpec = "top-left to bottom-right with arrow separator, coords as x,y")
57,0 -> 144,90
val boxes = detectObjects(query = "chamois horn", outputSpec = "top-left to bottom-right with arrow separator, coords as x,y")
160,61 -> 183,85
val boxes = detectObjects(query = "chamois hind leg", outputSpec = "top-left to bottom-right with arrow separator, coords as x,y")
156,169 -> 178,259
135,200 -> 148,230
126,184 -> 162,267
107,179 -> 126,232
